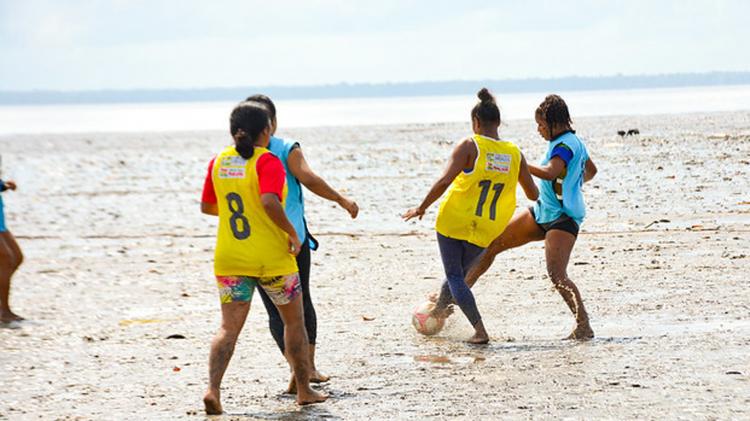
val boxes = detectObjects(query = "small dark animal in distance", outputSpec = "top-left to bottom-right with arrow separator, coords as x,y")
618,129 -> 640,136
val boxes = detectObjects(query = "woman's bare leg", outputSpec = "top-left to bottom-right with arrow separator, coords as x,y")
275,294 -> 328,405
204,301 -> 251,415
0,231 -> 23,322
432,209 -> 544,317
465,209 -> 546,288
544,230 -> 594,340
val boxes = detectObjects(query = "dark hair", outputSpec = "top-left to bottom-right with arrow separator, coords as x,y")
536,94 -> 572,133
471,88 -> 501,125
245,94 -> 276,121
230,101 -> 270,159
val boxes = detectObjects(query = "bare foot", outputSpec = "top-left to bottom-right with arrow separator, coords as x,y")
467,332 -> 490,345
285,374 -> 297,395
203,390 -> 223,415
429,304 -> 454,319
0,311 -> 24,324
310,370 -> 330,383
297,387 -> 328,405
565,323 -> 594,340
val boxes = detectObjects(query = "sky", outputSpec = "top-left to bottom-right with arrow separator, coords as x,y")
0,0 -> 748,91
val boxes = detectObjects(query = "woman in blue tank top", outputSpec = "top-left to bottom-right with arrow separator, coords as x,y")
246,95 -> 359,392
432,95 -> 597,340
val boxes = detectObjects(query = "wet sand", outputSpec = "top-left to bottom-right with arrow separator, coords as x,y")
1,111 -> 749,420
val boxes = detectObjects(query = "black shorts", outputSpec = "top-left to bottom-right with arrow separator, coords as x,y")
528,207 -> 579,237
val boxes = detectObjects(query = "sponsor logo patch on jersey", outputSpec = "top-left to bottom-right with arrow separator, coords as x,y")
219,156 -> 248,179
486,153 -> 511,173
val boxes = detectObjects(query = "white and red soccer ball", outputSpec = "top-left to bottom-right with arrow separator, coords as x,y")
411,301 -> 445,336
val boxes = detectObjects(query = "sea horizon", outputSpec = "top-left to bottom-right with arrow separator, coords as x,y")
1,84 -> 749,136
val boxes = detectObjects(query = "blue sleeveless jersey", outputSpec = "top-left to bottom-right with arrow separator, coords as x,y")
533,131 -> 589,225
268,136 -> 310,247
0,194 -> 6,232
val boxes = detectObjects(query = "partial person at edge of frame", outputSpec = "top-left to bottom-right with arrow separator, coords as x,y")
0,173 -> 24,324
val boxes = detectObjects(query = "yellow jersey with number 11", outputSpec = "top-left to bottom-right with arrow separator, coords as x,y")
212,145 -> 297,277
435,135 -> 521,248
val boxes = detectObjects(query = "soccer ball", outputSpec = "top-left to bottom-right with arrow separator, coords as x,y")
411,301 -> 445,336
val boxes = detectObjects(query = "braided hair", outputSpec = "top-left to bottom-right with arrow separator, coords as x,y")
471,88 -> 501,125
536,94 -> 572,136
229,101 -> 270,160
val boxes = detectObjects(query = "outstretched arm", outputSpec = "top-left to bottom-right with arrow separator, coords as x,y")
287,147 -> 358,218
528,156 -> 566,181
518,154 -> 539,201
403,139 -> 476,221
0,180 -> 16,192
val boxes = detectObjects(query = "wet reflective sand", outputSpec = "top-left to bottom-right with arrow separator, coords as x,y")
1,111 -> 749,419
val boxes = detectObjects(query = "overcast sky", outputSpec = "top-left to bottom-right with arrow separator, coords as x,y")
0,0 -> 748,91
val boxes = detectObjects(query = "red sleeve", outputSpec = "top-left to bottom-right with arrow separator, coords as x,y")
201,157 -> 217,204
256,153 -> 286,200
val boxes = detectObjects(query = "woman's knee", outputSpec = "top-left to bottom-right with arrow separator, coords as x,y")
12,250 -> 22,269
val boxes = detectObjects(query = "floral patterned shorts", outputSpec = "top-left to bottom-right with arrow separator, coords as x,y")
215,273 -> 301,305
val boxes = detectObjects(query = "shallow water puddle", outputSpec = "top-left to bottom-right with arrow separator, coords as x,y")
118,318 -> 170,327
414,355 -> 453,364
413,354 -> 485,365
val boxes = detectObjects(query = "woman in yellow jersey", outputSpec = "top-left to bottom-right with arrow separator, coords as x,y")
200,102 -> 327,413
404,89 -> 538,344
447,95 -> 597,340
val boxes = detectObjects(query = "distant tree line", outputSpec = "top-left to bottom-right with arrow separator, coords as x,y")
1,71 -> 748,105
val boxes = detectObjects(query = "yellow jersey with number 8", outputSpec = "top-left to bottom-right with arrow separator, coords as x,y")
212,145 -> 297,277
436,135 -> 521,248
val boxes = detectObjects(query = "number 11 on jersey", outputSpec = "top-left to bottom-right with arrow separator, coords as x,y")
475,179 -> 504,221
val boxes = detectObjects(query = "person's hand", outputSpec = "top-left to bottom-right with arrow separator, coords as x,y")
402,206 -> 425,221
288,235 -> 302,256
339,197 -> 359,219
4,180 -> 16,191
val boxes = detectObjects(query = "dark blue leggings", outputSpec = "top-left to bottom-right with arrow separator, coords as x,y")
436,232 -> 484,326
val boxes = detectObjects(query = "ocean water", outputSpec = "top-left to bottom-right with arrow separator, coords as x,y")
1,85 -> 749,135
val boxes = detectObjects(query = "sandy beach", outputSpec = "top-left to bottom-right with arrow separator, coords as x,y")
1,111 -> 749,420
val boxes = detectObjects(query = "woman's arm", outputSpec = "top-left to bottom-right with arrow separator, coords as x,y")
200,158 -> 217,215
517,154 -> 539,201
261,193 -> 301,256
287,147 -> 358,218
528,156 -> 566,181
201,202 -> 218,216
584,157 -> 598,183
0,179 -> 16,192
403,138 -> 476,221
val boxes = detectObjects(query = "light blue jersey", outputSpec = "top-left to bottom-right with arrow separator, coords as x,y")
268,136 -> 312,247
533,131 -> 589,226
0,194 -> 6,232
